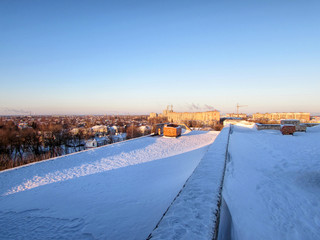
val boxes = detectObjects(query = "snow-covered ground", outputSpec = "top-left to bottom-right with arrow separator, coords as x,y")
0,130 -> 218,240
150,127 -> 231,240
223,124 -> 320,240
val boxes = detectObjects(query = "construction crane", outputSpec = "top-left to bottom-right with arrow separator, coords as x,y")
236,103 -> 248,117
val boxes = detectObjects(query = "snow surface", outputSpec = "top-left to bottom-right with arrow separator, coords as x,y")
150,127 -> 231,240
0,130 -> 219,240
223,124 -> 320,240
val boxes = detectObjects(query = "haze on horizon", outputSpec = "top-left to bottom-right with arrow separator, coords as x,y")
0,1 -> 319,116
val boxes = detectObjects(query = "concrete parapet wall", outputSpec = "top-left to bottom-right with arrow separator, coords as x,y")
303,123 -> 320,127
256,124 -> 281,130
148,127 -> 230,240
256,124 -> 307,132
296,125 -> 307,132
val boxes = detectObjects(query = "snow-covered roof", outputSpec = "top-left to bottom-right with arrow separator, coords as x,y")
150,127 -> 229,239
222,124 -> 320,239
0,130 -> 218,239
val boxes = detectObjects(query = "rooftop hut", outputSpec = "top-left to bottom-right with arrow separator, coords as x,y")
163,124 -> 182,137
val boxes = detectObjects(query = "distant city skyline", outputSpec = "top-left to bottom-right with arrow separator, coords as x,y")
1,1 -> 319,115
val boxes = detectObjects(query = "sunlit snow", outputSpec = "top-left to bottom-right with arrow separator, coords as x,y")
0,130 -> 218,240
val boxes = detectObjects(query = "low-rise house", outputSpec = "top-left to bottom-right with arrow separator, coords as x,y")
85,139 -> 97,148
18,123 -> 29,129
91,125 -> 108,133
111,133 -> 126,143
85,137 -> 110,148
109,126 -> 118,134
138,125 -> 151,135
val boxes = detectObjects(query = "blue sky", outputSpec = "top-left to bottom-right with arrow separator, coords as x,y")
1,0 -> 319,115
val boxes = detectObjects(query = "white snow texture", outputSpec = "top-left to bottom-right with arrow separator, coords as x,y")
223,124 -> 320,240
0,130 -> 218,240
150,127 -> 231,240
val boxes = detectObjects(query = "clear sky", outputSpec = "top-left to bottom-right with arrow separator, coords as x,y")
1,0 -> 319,115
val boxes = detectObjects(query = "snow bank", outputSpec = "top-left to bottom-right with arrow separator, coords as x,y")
149,127 -> 231,240
306,124 -> 320,132
233,121 -> 256,129
223,125 -> 320,240
0,131 -> 218,240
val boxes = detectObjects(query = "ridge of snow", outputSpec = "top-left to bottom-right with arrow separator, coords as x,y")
149,127 -> 230,240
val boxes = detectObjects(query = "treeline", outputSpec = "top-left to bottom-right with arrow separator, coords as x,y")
183,120 -> 224,131
126,125 -> 149,139
0,122 -> 91,171
0,121 -> 150,171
